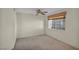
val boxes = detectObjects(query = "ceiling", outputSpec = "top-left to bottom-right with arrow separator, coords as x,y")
15,8 -> 64,15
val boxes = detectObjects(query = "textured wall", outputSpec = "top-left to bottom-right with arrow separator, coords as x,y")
45,9 -> 79,48
16,13 -> 45,38
0,8 -> 16,49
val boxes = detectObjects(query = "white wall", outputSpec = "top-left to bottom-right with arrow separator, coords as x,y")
16,13 -> 45,38
0,8 -> 16,49
45,9 -> 79,48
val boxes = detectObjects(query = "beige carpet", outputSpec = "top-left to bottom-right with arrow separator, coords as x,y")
14,35 -> 77,50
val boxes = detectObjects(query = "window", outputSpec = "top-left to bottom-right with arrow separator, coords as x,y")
48,19 -> 65,30
48,11 -> 66,30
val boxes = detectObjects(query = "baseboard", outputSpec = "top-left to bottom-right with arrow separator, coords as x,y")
46,34 -> 79,50
16,34 -> 46,39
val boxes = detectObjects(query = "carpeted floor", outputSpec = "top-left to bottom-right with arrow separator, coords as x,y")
14,35 -> 77,50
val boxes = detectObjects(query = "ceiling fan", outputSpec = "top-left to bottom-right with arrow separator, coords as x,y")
36,9 -> 48,15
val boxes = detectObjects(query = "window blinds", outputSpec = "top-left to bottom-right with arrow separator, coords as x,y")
48,11 -> 66,20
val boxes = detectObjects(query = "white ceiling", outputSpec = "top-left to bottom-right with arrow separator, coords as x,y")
15,8 -> 64,15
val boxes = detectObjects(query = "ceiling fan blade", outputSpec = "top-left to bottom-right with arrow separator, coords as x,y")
36,9 -> 47,15
43,11 -> 48,13
40,12 -> 45,15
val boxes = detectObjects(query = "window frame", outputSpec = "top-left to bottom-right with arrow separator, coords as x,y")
48,19 -> 65,30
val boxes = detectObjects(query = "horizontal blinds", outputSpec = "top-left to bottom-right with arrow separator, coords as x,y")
48,11 -> 66,20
